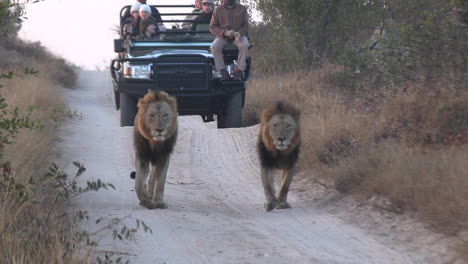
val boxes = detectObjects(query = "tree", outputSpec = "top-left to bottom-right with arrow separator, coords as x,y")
0,0 -> 26,36
251,0 -> 466,80
252,0 -> 385,67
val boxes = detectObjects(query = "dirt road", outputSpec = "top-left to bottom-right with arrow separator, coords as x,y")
58,71 -> 454,264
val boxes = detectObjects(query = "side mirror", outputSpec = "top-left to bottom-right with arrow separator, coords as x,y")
114,39 -> 125,53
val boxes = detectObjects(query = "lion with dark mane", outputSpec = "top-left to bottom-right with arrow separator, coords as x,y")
132,90 -> 178,209
257,101 -> 301,212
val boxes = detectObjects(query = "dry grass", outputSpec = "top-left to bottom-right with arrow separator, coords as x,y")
244,66 -> 374,170
244,66 -> 468,261
0,38 -> 77,88
334,143 -> 468,226
0,39 -> 83,262
1,75 -> 64,178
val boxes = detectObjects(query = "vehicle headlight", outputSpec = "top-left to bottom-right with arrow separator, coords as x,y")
123,62 -> 153,79
212,69 -> 221,79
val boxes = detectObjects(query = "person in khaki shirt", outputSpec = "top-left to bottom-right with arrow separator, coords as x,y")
209,0 -> 249,81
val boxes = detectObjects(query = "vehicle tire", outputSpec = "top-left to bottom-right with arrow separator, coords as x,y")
114,91 -> 120,110
217,111 -> 226,128
222,91 -> 242,128
120,93 -> 137,127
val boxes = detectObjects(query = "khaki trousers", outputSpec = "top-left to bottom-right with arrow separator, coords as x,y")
210,36 -> 249,71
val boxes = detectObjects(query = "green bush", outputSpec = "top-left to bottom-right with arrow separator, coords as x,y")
0,71 -> 42,161
251,0 -> 466,83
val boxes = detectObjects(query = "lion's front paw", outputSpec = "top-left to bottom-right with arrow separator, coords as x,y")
264,201 -> 277,212
276,202 -> 291,209
154,202 -> 168,209
139,200 -> 156,209
139,200 -> 168,209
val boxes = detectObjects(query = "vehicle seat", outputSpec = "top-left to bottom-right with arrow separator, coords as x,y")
195,24 -> 211,37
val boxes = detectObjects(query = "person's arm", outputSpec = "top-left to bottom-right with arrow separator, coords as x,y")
151,6 -> 162,21
209,8 -> 225,38
182,13 -> 195,29
190,16 -> 198,31
237,6 -> 249,37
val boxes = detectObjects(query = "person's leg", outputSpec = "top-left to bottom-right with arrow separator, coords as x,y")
210,37 -> 228,71
233,36 -> 249,80
235,36 -> 249,71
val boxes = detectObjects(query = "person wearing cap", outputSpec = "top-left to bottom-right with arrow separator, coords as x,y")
139,4 -> 154,21
140,3 -> 167,32
190,0 -> 215,31
139,5 -> 162,37
130,2 -> 142,21
210,0 -> 249,81
182,0 -> 209,29
123,2 -> 142,38
193,0 -> 203,11
136,0 -> 162,21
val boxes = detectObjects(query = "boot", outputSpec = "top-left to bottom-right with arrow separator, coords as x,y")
220,68 -> 231,81
232,69 -> 243,81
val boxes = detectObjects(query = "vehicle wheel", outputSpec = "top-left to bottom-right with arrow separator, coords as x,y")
222,91 -> 242,128
120,93 -> 137,127
114,91 -> 120,110
217,111 -> 226,128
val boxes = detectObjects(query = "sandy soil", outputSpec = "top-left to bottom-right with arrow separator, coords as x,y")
57,70 -> 458,264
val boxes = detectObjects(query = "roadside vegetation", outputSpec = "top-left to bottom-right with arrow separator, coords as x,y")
245,0 -> 467,260
1,2 -> 152,263
0,1 -> 84,262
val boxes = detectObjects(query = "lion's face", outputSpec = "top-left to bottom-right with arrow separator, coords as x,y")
267,114 -> 298,151
142,101 -> 176,141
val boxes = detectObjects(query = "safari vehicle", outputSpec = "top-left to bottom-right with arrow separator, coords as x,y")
110,4 -> 252,128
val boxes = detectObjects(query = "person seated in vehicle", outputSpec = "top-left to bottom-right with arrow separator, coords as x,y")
122,2 -> 142,39
209,0 -> 249,81
122,1 -> 161,23
181,0 -> 204,29
190,0 -> 215,31
139,4 -> 156,22
139,3 -> 167,32
138,17 -> 160,40
193,0 -> 203,12
136,0 -> 162,21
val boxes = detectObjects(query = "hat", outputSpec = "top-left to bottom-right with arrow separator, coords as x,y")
140,17 -> 155,34
139,4 -> 151,14
130,2 -> 142,13
202,0 -> 215,7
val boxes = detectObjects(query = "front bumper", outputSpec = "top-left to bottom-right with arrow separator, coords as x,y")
112,80 -> 245,116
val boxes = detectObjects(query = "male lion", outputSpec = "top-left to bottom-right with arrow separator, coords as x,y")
257,101 -> 301,212
132,90 -> 178,209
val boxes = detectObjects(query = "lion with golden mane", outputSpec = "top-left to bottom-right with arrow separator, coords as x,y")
132,90 -> 178,209
257,101 -> 301,212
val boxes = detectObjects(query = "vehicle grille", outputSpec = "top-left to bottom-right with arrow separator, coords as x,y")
154,56 -> 211,91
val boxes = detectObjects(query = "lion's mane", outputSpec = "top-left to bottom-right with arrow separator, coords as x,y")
257,101 -> 301,170
134,91 -> 178,165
